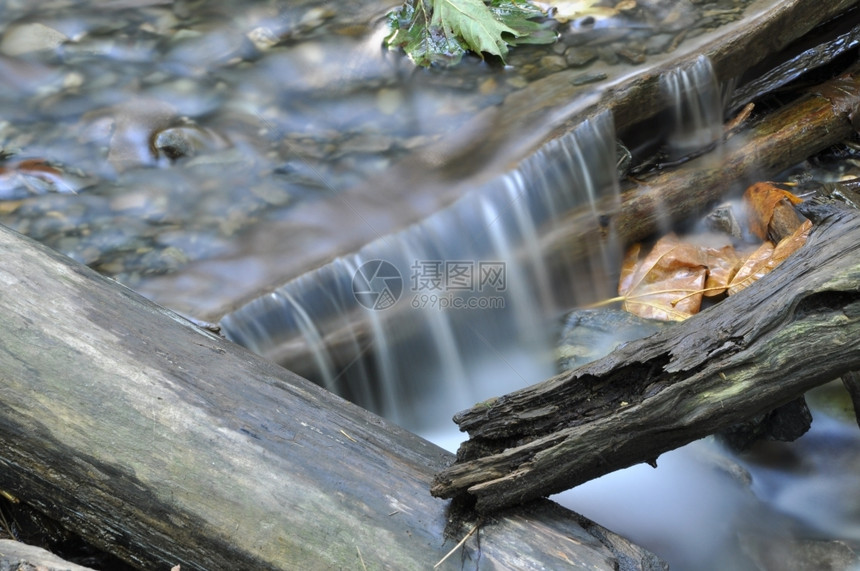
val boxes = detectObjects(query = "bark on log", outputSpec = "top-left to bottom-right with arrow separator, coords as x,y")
431,202 -> 860,512
842,372 -> 860,428
0,224 -> 663,569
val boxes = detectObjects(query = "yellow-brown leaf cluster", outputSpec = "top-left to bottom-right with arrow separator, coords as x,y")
617,183 -> 811,321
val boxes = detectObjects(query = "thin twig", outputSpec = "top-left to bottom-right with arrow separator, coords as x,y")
356,545 -> 367,571
0,503 -> 16,540
434,522 -> 480,569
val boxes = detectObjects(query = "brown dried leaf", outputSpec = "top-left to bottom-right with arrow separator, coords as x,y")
770,218 -> 813,265
727,219 -> 812,295
727,241 -> 774,296
743,182 -> 803,241
618,234 -> 708,321
703,245 -> 741,297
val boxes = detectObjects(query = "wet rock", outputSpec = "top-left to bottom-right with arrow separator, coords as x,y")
376,87 -> 403,114
336,132 -> 394,155
564,46 -> 598,67
557,308 -> 668,372
644,31 -> 679,54
1,22 -> 68,56
616,45 -> 646,65
247,26 -> 280,51
570,71 -> 608,86
153,124 -> 229,163
0,539 -> 96,571
706,202 -> 743,239
596,45 -> 620,65
299,6 -> 336,30
738,535 -> 859,571
166,23 -> 250,72
538,54 -> 566,73
98,98 -> 179,172
0,54 -> 64,96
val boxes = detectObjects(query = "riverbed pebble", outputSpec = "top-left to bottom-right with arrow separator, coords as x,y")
1,22 -> 68,56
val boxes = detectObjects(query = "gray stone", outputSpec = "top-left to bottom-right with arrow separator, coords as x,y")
0,539 -> 96,571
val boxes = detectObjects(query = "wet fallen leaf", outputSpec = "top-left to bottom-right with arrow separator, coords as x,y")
618,234 -> 708,321
771,218 -> 813,262
0,158 -> 78,198
727,219 -> 812,295
608,181 -> 814,321
743,182 -> 804,241
703,244 -> 741,297
726,241 -> 774,296
384,0 -> 555,67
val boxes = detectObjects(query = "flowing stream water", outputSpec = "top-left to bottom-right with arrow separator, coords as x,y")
2,1 -> 859,569
221,111 -> 620,434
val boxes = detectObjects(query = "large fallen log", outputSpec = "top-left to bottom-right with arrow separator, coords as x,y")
431,201 -> 860,512
0,224 -> 663,569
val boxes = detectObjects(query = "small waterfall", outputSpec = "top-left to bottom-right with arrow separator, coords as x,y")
646,55 -> 726,234
661,55 -> 724,158
221,111 -> 621,437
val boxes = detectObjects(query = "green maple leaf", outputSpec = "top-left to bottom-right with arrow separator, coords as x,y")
385,0 -> 468,66
489,0 -> 557,45
432,0 -> 518,59
384,0 -> 556,67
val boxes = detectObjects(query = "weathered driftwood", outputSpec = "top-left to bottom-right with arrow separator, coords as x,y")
431,202 -> 860,512
0,224 -> 663,569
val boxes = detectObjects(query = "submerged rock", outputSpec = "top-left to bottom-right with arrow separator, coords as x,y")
738,535 -> 859,571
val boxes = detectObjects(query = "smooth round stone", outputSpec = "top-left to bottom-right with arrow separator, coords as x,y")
539,54 -> 566,72
1,22 -> 68,56
153,125 -> 228,162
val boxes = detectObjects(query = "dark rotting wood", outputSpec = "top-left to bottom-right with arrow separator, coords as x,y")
841,372 -> 860,429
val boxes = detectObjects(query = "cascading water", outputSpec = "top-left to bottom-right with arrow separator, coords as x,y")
221,111 -> 621,438
661,54 -> 725,158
